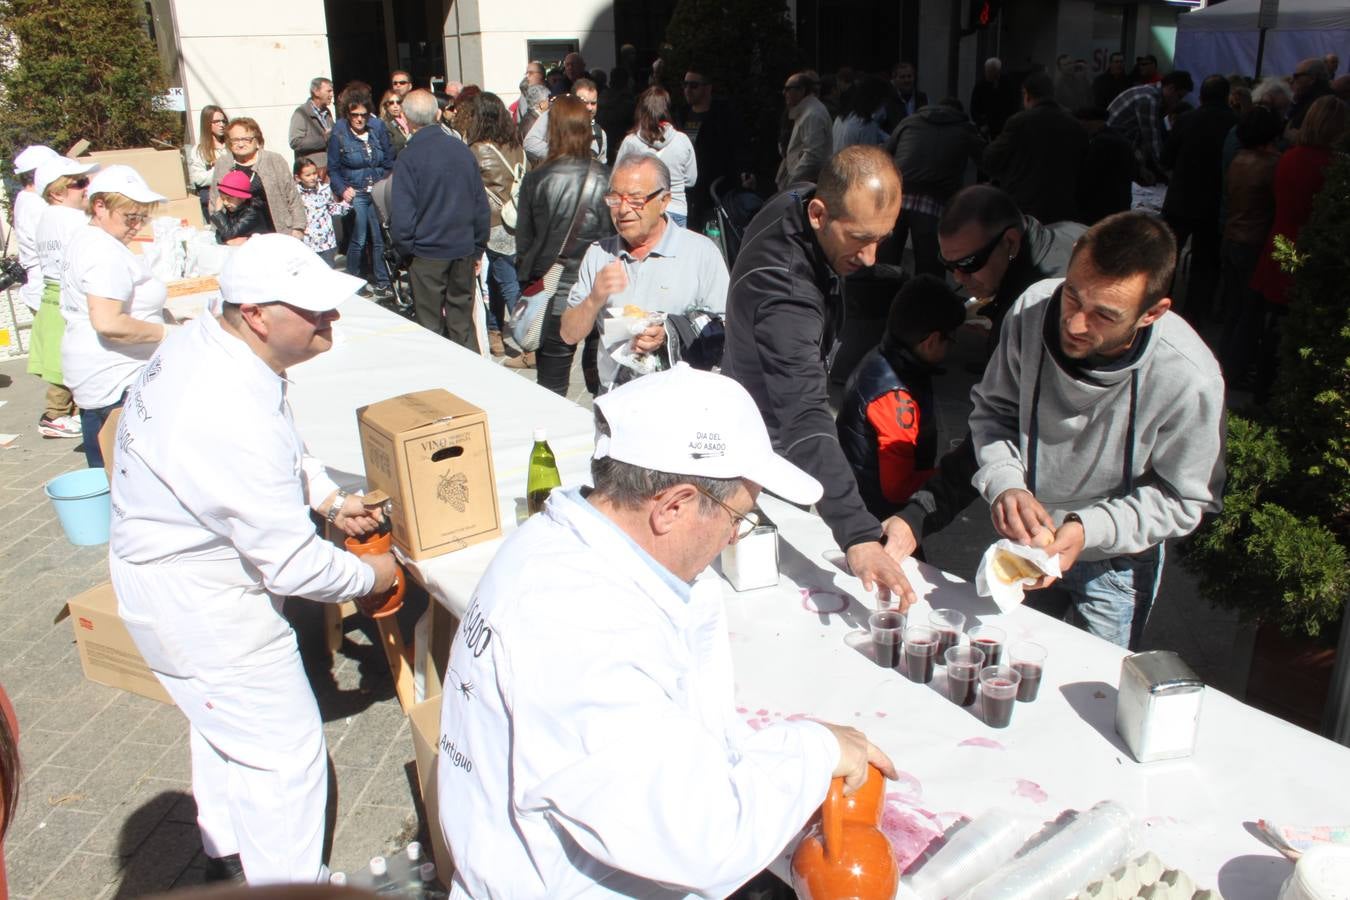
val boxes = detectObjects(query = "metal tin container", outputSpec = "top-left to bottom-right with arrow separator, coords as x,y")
719,507 -> 779,591
1115,651 -> 1205,763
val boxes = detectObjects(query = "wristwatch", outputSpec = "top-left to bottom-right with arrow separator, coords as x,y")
326,489 -> 349,526
1063,512 -> 1084,529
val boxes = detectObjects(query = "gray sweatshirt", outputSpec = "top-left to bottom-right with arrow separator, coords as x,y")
969,278 -> 1226,561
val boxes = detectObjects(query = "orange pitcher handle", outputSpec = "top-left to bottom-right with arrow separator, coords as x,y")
822,777 -> 845,866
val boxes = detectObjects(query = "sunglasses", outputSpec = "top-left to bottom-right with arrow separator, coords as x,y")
392,79 -> 411,86
349,111 -> 369,119
68,176 -> 90,189
119,212 -> 148,226
940,227 -> 1010,274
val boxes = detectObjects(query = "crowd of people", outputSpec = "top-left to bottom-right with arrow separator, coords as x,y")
2,37 -> 1345,900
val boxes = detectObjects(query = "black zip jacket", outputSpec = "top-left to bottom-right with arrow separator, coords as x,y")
721,186 -> 882,551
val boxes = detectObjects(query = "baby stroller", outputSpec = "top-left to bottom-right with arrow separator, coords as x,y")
370,177 -> 415,318
706,175 -> 764,270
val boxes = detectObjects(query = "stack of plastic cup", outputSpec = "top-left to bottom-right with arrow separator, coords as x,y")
965,801 -> 1137,900
905,808 -> 1031,899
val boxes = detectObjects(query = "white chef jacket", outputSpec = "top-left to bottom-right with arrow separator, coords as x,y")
14,189 -> 46,310
60,224 -> 168,409
438,487 -> 838,899
109,313 -> 373,675
36,205 -> 88,283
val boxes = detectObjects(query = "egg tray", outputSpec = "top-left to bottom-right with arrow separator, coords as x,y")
1076,852 -> 1221,900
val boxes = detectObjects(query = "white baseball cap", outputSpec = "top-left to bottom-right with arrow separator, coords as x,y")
87,164 -> 166,204
592,363 -> 823,505
14,145 -> 59,174
33,157 -> 99,198
219,233 -> 366,312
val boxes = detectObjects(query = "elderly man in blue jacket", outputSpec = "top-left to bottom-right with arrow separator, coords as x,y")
391,89 -> 490,350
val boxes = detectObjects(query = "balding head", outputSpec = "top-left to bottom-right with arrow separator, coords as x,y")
807,146 -> 902,277
402,89 -> 440,129
816,145 -> 902,217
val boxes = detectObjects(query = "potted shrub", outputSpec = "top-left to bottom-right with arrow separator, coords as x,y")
1184,152 -> 1349,735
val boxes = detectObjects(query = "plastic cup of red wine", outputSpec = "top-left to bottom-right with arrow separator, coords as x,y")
968,624 -> 1006,668
869,610 -> 905,669
903,625 -> 939,684
929,609 -> 967,660
979,665 -> 1022,728
1009,641 -> 1047,702
944,645 -> 985,707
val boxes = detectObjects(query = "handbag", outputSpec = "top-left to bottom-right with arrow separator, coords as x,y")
509,166 -> 598,352
484,144 -> 526,230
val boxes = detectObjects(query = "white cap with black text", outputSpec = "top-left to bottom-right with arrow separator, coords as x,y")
592,363 -> 823,505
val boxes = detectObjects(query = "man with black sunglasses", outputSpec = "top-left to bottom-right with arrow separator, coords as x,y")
936,185 -> 1084,360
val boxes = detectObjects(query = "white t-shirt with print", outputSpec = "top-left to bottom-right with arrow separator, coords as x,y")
36,205 -> 89,284
60,225 -> 168,409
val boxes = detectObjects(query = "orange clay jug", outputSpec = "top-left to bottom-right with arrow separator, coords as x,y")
344,530 -> 405,618
791,764 -> 897,900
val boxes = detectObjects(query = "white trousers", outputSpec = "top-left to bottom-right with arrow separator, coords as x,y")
110,555 -> 329,885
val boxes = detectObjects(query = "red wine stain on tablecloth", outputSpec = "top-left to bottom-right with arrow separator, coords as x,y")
879,801 -> 946,873
800,587 -> 848,615
1013,778 -> 1048,803
958,737 -> 1005,749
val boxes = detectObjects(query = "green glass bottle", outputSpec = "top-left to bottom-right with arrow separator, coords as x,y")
526,426 -> 562,515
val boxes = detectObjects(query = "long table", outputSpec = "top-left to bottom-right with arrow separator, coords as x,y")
278,299 -> 1345,898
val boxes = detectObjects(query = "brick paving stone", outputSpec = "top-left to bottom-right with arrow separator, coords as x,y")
124,703 -> 186,747
32,850 -> 122,900
74,741 -> 173,816
107,819 -> 201,897
3,806 -> 105,896
78,778 -> 184,858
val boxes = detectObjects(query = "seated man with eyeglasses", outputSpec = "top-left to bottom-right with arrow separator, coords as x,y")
438,363 -> 896,899
559,154 -> 728,392
837,275 -> 966,522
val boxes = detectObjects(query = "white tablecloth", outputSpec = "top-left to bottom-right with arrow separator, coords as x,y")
259,298 -> 1345,898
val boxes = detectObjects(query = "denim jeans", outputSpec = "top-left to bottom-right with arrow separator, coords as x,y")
484,250 -> 519,333
346,192 -> 389,287
1026,544 -> 1165,649
79,394 -> 126,469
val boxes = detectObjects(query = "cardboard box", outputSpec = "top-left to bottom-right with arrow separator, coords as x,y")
357,390 -> 501,561
79,146 -> 188,201
409,696 -> 455,882
158,195 -> 206,229
65,582 -> 172,705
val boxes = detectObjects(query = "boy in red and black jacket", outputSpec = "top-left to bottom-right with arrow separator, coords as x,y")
837,274 -> 966,520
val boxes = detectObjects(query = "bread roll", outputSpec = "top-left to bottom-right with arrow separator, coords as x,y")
622,304 -> 645,318
991,550 -> 1045,585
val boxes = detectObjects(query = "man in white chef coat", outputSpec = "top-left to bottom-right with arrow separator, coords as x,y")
438,362 -> 896,899
108,234 -> 398,885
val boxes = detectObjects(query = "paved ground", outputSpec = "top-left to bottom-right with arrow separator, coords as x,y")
0,290 -> 1252,897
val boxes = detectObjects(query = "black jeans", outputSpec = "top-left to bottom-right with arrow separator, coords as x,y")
1166,215 -> 1221,326
894,209 -> 943,278
408,255 -> 478,352
535,303 -> 577,397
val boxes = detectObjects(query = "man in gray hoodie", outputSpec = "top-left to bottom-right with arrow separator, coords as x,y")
969,211 -> 1225,648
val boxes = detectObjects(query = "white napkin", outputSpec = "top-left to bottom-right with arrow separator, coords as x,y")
605,309 -> 667,375
975,539 -> 1063,611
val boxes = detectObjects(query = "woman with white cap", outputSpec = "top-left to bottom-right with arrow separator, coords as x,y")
12,145 -> 61,317
27,157 -> 98,441
60,165 -> 172,468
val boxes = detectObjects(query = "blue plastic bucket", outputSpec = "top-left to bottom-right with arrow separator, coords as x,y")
44,467 -> 112,546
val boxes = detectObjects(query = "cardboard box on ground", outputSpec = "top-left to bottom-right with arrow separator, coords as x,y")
61,582 -> 172,705
357,390 -> 502,561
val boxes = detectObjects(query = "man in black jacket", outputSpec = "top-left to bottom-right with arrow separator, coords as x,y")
1161,74 -> 1236,325
675,67 -> 752,233
391,90 -> 489,350
983,72 -> 1088,225
722,145 -> 916,608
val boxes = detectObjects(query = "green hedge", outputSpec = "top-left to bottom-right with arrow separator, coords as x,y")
1185,152 -> 1350,638
0,0 -> 181,179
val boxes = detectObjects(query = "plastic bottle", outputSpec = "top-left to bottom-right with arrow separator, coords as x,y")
330,871 -> 348,886
526,427 -> 561,515
368,855 -> 401,895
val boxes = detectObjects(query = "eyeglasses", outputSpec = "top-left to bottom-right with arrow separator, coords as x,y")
119,212 -> 148,227
385,100 -> 401,107
602,187 -> 666,210
695,487 -> 761,541
392,79 -> 411,86
68,177 -> 89,189
939,227 -> 1011,275
229,137 -> 256,146
349,111 -> 368,119
211,118 -> 227,125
